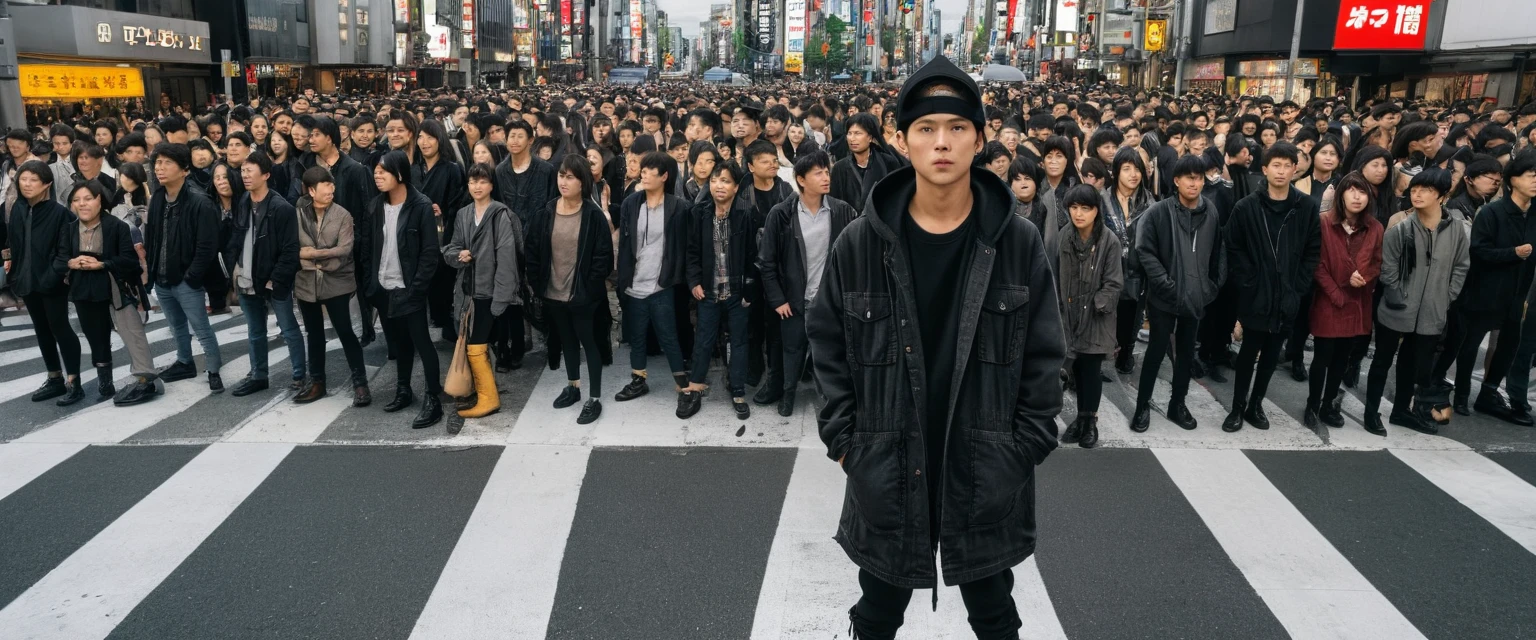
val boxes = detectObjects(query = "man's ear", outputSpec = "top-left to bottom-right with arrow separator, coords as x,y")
893,130 -> 908,157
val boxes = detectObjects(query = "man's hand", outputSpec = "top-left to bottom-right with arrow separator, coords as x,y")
692,285 -> 705,300
1518,244 -> 1533,259
1349,270 -> 1366,288
433,204 -> 442,217
458,249 -> 472,263
776,303 -> 793,319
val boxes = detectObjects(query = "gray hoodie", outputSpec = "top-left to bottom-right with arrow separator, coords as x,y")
1377,211 -> 1470,336
443,200 -> 524,316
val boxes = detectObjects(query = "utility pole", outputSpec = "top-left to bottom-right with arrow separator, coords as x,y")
1284,0 -> 1305,101
0,2 -> 25,131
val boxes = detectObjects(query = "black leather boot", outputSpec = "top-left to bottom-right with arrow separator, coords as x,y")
1221,400 -> 1245,433
1060,416 -> 1084,444
56,378 -> 84,406
1130,404 -> 1151,432
1243,402 -> 1270,430
1078,415 -> 1099,448
96,366 -> 115,400
412,393 -> 443,428
383,384 -> 414,412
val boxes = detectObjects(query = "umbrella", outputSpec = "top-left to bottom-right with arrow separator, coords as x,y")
703,67 -> 733,82
980,64 -> 1027,82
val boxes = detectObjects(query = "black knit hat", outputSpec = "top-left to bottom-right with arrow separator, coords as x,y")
895,56 -> 985,133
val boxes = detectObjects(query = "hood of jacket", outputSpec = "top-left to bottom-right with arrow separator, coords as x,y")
863,164 -> 1015,247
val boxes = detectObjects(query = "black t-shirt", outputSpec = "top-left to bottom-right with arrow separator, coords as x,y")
901,209 -> 977,539
753,186 -> 784,224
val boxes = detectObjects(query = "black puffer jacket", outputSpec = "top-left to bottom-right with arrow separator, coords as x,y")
1458,196 -> 1536,319
1135,195 -> 1228,319
807,165 -> 1064,592
758,195 -> 858,314
1225,187 -> 1322,333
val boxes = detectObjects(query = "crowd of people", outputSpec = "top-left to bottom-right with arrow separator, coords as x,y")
3,76 -> 1536,441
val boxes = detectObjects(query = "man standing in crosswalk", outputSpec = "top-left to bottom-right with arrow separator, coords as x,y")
807,57 -> 1065,640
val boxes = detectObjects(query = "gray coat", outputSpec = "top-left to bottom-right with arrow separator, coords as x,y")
293,198 -> 357,303
1046,221 -> 1123,357
1377,212 -> 1470,336
443,200 -> 523,316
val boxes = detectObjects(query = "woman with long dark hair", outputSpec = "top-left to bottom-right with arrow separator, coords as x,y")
364,150 -> 443,429
5,161 -> 82,403
526,153 -> 613,424
1103,148 -> 1153,374
413,118 -> 469,341
1050,185 -> 1123,449
265,130 -> 304,203
683,141 -> 722,204
1306,172 -> 1383,430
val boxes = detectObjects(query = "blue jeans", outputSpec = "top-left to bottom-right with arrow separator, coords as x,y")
691,295 -> 750,397
238,290 -> 306,382
624,288 -> 686,374
156,281 -> 223,374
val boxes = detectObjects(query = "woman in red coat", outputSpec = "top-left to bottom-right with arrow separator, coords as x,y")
1306,171 -> 1384,430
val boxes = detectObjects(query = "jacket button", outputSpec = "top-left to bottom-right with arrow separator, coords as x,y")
905,346 -> 912,353
915,469 -> 921,476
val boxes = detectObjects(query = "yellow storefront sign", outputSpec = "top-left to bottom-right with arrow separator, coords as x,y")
19,64 -> 144,100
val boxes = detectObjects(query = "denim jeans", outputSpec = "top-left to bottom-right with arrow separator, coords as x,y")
624,288 -> 686,373
238,289 -> 306,382
691,295 -> 750,397
156,281 -> 224,373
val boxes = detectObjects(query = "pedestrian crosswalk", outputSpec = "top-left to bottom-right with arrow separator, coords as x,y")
5,307 -> 1536,638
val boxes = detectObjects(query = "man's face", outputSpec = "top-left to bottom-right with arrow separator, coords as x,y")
845,125 -> 870,154
506,130 -> 529,156
240,162 -> 268,191
895,114 -> 980,188
226,138 -> 249,164
797,165 -> 831,196
1510,170 -> 1536,200
1262,158 -> 1296,189
121,145 -> 146,164
52,136 -> 73,159
154,156 -> 187,186
639,167 -> 667,192
385,119 -> 411,150
452,107 -> 469,126
709,171 -> 738,205
352,122 -> 375,147
669,145 -> 688,164
291,125 -> 311,152
293,98 -> 310,114
765,118 -> 787,138
1175,173 -> 1203,202
643,116 -> 661,133
749,153 -> 778,180
732,113 -> 756,139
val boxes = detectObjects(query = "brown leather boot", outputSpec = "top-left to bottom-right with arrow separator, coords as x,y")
293,380 -> 327,404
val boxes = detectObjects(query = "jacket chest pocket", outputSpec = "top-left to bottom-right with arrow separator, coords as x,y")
978,286 -> 1030,364
400,229 -> 420,263
844,292 -> 896,366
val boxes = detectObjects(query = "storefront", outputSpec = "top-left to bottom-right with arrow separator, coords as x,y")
11,4 -> 213,123
245,63 -> 308,98
1428,0 -> 1536,104
1232,58 -> 1325,102
1182,57 -> 1225,93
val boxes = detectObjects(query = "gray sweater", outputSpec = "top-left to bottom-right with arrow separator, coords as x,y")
1377,212 -> 1470,336
443,200 -> 524,316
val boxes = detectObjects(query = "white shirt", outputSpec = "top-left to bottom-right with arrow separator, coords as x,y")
379,201 -> 406,290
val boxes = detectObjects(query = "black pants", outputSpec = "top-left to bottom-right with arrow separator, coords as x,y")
1137,306 -> 1197,408
781,313 -> 809,395
1366,324 -> 1437,415
1307,336 -> 1358,408
1197,284 -> 1237,362
492,305 -> 527,356
1231,329 -> 1287,407
1072,354 -> 1105,413
370,292 -> 442,395
1433,306 -> 1521,401
205,269 -> 230,312
1284,292 -> 1313,365
298,294 -> 367,387
546,298 -> 603,397
749,300 -> 783,386
23,293 -> 81,376
673,283 -> 694,362
468,297 -> 495,345
1114,298 -> 1141,364
73,300 -> 114,368
428,264 -> 456,328
851,568 -> 1022,640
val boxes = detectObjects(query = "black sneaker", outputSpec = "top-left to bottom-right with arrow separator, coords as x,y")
554,385 -> 582,409
55,379 -> 84,406
577,398 -> 603,424
1115,354 -> 1135,375
30,377 -> 67,402
230,376 -> 268,397
1289,361 -> 1308,382
615,374 -> 649,401
1130,405 -> 1151,432
159,360 -> 196,383
733,398 -> 751,420
1364,412 -> 1388,436
676,390 -> 702,419
778,391 -> 796,417
1319,405 -> 1347,428
753,381 -> 783,405
208,372 -> 225,393
114,379 -> 163,406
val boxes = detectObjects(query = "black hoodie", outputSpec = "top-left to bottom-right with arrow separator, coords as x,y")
1226,185 -> 1322,333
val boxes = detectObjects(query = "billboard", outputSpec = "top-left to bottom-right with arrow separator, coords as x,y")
1334,0 -> 1429,50
1054,0 -> 1078,32
786,0 -> 805,73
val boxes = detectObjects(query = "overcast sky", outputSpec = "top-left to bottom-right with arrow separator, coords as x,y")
661,0 -> 969,42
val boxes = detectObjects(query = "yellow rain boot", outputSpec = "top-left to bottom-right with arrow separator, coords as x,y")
458,344 -> 501,418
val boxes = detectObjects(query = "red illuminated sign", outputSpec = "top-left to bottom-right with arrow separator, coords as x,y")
1334,0 -> 1429,50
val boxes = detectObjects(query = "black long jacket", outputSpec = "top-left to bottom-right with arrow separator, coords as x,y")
221,192 -> 301,298
524,198 -> 614,307
4,197 -> 73,297
686,198 -> 758,301
55,213 -> 141,304
360,189 -> 439,317
1458,196 -> 1536,319
1226,186 -> 1322,333
806,165 -> 1064,594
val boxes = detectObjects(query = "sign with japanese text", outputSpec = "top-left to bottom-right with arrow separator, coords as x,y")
1055,0 -> 1078,32
1144,19 -> 1166,51
462,0 -> 475,48
1334,0 -> 1429,50
20,64 -> 144,100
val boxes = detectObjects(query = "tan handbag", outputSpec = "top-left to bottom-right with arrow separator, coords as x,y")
444,303 -> 474,398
